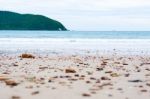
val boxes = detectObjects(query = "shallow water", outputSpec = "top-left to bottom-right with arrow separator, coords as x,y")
0,31 -> 150,55
0,31 -> 150,39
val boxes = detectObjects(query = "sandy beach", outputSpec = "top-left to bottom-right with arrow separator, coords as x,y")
0,52 -> 150,99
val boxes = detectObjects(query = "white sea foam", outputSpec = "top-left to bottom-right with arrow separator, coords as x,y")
0,38 -> 150,55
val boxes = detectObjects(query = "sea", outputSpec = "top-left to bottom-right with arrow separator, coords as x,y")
0,31 -> 150,55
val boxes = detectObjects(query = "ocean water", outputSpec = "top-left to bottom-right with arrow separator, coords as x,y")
0,31 -> 150,54
0,31 -> 150,39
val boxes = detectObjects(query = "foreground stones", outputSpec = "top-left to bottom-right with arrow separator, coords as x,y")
0,54 -> 150,99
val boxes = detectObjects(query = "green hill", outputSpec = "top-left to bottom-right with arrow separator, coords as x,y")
0,11 -> 67,30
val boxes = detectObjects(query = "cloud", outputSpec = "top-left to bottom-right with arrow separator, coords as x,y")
0,0 -> 150,30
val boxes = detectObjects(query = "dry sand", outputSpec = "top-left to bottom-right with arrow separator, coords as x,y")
0,53 -> 150,99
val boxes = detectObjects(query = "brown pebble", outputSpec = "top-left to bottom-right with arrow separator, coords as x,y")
146,82 -> 150,86
5,80 -> 19,86
86,81 -> 91,84
90,77 -> 96,80
96,68 -> 103,71
39,67 -> 48,69
74,74 -> 79,77
141,89 -> 147,92
81,75 -> 85,77
82,93 -> 91,97
31,91 -> 39,95
123,63 -> 128,65
124,73 -> 130,77
79,77 -> 84,80
11,96 -> 20,99
65,69 -> 76,73
110,73 -> 120,77
68,78 -> 78,81
128,80 -> 142,83
105,71 -> 113,74
20,53 -> 35,59
101,76 -> 111,80
12,63 -> 19,67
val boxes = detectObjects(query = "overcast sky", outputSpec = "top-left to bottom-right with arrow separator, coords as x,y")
0,0 -> 150,31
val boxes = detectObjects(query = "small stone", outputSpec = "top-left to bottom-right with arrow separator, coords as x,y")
86,81 -> 91,84
145,68 -> 150,71
11,96 -> 20,99
90,77 -> 96,80
123,63 -> 128,65
128,80 -> 143,83
79,77 -> 84,80
74,74 -> 79,77
96,68 -> 103,71
68,78 -> 78,81
81,75 -> 85,77
124,73 -> 130,77
146,83 -> 150,87
99,83 -> 113,88
141,89 -> 147,92
110,73 -> 120,77
105,71 -> 113,74
31,91 -> 39,95
20,54 -> 35,59
65,69 -> 76,73
82,93 -> 91,97
5,80 -> 19,86
39,67 -> 48,69
12,63 -> 19,67
101,76 -> 111,80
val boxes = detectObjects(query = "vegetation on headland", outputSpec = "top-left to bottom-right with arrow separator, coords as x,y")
0,11 -> 67,31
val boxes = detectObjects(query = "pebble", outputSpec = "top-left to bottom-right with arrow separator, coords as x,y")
101,76 -> 111,80
141,89 -> 147,92
146,82 -> 150,87
82,93 -> 91,97
96,68 -> 103,71
128,80 -> 143,83
5,80 -> 19,86
11,96 -> 20,99
31,91 -> 39,95
110,73 -> 120,77
20,54 -> 35,59
65,69 -> 76,73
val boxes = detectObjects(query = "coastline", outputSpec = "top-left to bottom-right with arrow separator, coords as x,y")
0,32 -> 150,99
1,38 -> 150,55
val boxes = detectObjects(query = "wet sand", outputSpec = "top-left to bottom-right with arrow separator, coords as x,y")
0,53 -> 150,99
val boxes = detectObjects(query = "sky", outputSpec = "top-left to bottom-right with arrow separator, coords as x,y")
0,0 -> 150,31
